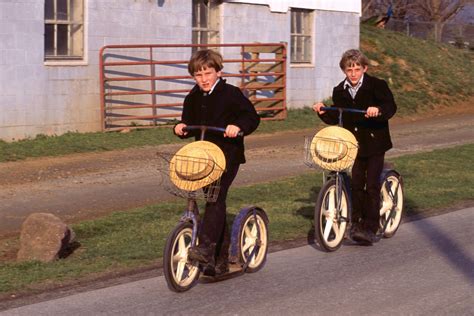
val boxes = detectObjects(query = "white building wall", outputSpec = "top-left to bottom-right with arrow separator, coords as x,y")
0,0 -> 359,141
219,2 -> 359,108
0,0 -> 191,141
227,0 -> 360,14
220,2 -> 287,86
309,10 -> 360,106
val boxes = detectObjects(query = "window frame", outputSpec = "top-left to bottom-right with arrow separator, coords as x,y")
290,8 -> 313,64
192,0 -> 220,52
44,0 -> 86,64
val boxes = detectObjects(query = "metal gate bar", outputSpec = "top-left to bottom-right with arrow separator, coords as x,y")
99,43 -> 287,131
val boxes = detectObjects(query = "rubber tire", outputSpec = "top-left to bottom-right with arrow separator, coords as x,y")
314,178 -> 349,252
163,221 -> 200,292
380,171 -> 404,238
237,209 -> 269,273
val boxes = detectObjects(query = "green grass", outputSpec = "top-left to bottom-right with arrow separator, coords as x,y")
0,108 -> 321,163
361,25 -> 473,115
1,144 -> 473,294
394,145 -> 474,214
0,128 -> 177,162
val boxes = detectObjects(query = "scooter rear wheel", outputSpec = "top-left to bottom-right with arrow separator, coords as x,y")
379,171 -> 404,238
237,209 -> 269,273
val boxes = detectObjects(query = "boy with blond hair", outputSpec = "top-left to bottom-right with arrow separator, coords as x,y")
313,49 -> 397,245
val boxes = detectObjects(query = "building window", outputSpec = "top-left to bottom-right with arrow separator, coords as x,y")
45,0 -> 84,61
291,9 -> 312,64
192,0 -> 220,52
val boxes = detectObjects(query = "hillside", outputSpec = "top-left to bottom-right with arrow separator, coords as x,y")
360,24 -> 473,115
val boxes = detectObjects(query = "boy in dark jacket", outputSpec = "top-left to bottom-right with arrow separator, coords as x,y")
174,49 -> 260,275
313,49 -> 397,245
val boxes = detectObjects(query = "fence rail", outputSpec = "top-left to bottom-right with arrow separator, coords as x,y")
99,43 -> 287,132
386,19 -> 473,46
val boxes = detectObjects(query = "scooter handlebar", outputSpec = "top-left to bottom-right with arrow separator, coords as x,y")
320,106 -> 369,114
183,125 -> 244,139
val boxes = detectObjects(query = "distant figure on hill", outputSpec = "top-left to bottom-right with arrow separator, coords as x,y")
364,4 -> 393,29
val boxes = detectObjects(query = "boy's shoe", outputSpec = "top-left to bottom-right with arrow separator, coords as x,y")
373,230 -> 382,243
214,261 -> 229,276
349,222 -> 361,237
350,226 -> 374,246
188,245 -> 215,264
349,222 -> 365,243
202,264 -> 216,277
202,262 -> 229,277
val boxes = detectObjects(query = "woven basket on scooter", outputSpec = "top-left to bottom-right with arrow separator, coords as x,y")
310,126 -> 358,171
169,141 -> 226,192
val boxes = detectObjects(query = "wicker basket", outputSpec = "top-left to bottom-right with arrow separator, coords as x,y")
157,152 -> 223,202
304,136 -> 358,172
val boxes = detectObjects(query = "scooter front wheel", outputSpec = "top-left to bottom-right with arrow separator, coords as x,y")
314,179 -> 349,252
163,221 -> 200,292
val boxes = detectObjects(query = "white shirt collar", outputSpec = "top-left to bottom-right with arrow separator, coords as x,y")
206,78 -> 221,95
344,74 -> 364,90
344,74 -> 364,98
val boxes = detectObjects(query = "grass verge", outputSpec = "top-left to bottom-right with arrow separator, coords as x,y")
0,108 -> 320,163
0,144 -> 473,295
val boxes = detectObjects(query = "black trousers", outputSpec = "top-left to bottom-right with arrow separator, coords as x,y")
351,153 -> 385,233
199,163 -> 239,264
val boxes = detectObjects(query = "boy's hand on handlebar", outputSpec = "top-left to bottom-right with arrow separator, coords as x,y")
174,123 -> 188,136
312,102 -> 326,114
224,125 -> 241,138
365,107 -> 380,118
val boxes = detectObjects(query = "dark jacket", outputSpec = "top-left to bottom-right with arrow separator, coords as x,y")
179,79 -> 260,165
319,73 -> 397,157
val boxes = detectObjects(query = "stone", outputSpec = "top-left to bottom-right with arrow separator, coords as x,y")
17,213 -> 75,263
369,60 -> 380,67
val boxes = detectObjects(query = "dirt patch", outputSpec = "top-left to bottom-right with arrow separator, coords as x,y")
0,239 -> 18,262
397,58 -> 409,70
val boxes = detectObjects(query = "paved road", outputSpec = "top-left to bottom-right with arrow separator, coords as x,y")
2,208 -> 473,315
0,113 -> 473,235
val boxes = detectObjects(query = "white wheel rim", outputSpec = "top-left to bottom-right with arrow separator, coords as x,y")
170,227 -> 199,286
320,186 -> 347,247
241,214 -> 267,268
380,176 -> 403,234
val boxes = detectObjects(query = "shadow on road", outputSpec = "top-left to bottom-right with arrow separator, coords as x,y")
295,179 -> 474,284
411,214 -> 474,284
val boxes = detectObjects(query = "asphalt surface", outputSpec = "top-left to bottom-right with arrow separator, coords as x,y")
0,113 -> 473,235
2,207 -> 473,315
